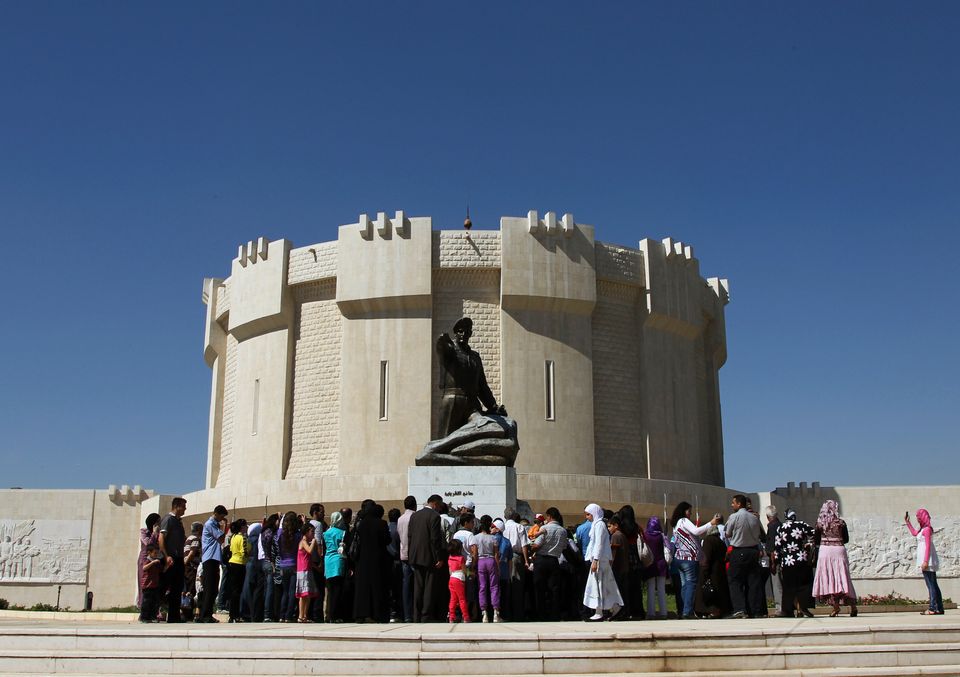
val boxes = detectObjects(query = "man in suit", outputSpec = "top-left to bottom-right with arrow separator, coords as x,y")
407,494 -> 446,622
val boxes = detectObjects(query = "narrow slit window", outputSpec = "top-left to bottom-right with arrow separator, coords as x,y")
545,360 -> 555,421
379,360 -> 389,421
252,378 -> 260,435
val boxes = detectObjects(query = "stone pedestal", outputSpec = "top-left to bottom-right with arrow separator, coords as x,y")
407,466 -> 517,518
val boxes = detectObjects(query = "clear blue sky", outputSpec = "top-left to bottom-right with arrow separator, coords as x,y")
1,3 -> 957,496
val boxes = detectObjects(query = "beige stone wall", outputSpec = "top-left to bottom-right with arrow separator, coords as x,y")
434,230 -> 501,268
636,237 -> 728,487
595,241 -> 643,285
288,241 -> 338,285
215,333 -> 238,488
592,281 -> 645,478
337,215 -> 434,475
519,474 -> 755,527
287,280 -> 341,478
215,280 -> 230,319
500,215 -> 598,477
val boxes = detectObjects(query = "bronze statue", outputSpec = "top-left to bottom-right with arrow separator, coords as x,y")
416,317 -> 519,466
435,317 -> 505,438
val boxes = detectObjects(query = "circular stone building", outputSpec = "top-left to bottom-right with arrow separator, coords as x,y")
196,210 -> 733,519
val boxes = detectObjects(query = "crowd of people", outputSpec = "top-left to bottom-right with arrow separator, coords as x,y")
135,494 -> 945,623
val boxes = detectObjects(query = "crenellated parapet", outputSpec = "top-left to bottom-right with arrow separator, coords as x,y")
228,237 -> 294,342
500,210 -> 596,315
336,211 -> 432,316
525,210 -> 577,237
202,277 -> 226,367
640,237 -> 728,340
357,210 -> 411,240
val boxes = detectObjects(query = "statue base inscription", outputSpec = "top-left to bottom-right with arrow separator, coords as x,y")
407,466 -> 517,519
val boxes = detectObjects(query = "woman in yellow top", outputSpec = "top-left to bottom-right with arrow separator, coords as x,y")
227,519 -> 251,623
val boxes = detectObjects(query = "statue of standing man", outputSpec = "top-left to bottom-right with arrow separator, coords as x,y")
417,317 -> 519,466
435,317 -> 505,438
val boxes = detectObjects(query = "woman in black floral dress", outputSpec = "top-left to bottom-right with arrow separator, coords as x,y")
773,509 -> 815,617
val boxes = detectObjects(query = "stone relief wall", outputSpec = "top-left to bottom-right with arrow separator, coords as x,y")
846,515 -> 960,579
0,519 -> 90,584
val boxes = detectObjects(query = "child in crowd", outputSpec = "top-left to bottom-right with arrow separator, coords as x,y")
448,538 -> 470,623
296,523 -> 319,622
906,508 -> 944,615
139,543 -> 163,623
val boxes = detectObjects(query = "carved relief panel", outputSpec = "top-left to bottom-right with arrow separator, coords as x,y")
846,515 -> 959,579
0,519 -> 90,584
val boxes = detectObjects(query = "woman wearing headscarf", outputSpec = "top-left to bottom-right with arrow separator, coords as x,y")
582,503 -> 623,621
774,509 -> 815,618
323,511 -> 348,622
694,522 -> 733,619
641,516 -> 668,619
137,513 -> 161,609
811,500 -> 858,617
352,500 -> 391,623
905,508 -> 943,615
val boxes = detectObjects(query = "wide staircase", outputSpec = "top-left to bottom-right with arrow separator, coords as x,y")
0,615 -> 958,675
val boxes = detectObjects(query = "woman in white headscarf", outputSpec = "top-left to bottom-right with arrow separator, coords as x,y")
582,504 -> 623,621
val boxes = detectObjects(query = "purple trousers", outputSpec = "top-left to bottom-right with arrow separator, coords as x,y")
477,557 -> 501,610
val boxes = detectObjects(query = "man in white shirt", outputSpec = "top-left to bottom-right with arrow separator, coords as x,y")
396,495 -> 417,623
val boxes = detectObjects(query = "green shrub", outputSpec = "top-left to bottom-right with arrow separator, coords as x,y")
0,598 -> 8,610
28,603 -> 57,612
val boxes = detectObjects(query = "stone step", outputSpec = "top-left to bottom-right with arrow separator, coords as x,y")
1,643 -> 959,675
3,620 -> 960,653
3,672 -> 960,677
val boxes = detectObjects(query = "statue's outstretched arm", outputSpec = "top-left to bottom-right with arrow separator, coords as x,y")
436,333 -> 454,356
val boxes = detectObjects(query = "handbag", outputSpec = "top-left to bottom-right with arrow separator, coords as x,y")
663,535 -> 674,565
221,535 -> 232,565
347,527 -> 361,564
638,539 -> 654,568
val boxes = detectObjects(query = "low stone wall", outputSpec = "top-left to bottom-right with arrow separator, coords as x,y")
0,487 -> 152,610
759,483 -> 960,601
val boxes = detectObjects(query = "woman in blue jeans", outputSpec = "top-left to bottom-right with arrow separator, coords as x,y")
275,511 -> 301,622
905,508 -> 944,615
669,502 -> 719,619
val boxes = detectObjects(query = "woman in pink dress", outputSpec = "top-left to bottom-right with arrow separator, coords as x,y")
811,500 -> 858,617
295,523 -> 319,622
